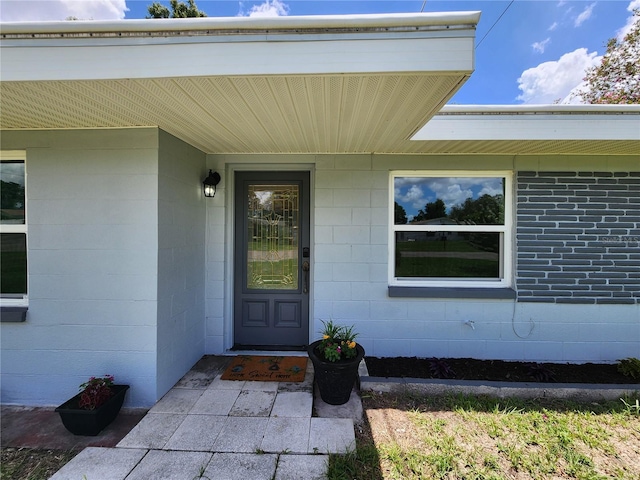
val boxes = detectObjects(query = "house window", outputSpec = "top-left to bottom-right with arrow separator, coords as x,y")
390,171 -> 512,289
1,153 -> 27,308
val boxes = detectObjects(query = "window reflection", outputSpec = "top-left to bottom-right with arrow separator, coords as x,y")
395,231 -> 501,278
0,161 -> 25,225
394,177 -> 504,225
0,233 -> 27,295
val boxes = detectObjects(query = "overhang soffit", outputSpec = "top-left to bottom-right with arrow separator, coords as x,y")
0,73 -> 467,154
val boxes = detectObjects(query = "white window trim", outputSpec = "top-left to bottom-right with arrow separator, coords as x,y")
1,150 -> 28,307
389,170 -> 513,289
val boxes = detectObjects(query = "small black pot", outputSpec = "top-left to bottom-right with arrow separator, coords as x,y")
55,384 -> 129,436
307,340 -> 365,405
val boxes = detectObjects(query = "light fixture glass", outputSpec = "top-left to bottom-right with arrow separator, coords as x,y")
203,170 -> 221,198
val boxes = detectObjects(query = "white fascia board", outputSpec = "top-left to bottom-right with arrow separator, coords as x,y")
412,105 -> 640,141
0,12 -> 478,81
439,104 -> 640,114
1,36 -> 475,81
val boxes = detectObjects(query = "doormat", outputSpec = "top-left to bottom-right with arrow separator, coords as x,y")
220,356 -> 308,382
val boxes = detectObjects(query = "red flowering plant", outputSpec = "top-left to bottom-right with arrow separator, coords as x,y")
78,375 -> 115,410
318,320 -> 358,362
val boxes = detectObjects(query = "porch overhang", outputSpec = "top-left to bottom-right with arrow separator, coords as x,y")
0,12 -> 480,154
409,104 -> 640,155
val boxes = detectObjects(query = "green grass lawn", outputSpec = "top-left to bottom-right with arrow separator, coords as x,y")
328,392 -> 640,480
395,239 -> 499,277
395,256 -> 499,278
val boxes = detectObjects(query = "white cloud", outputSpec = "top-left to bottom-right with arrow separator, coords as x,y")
439,184 -> 472,211
616,0 -> 640,40
238,0 -> 289,18
396,184 -> 426,211
574,2 -> 595,27
0,0 -> 128,22
516,48 -> 601,103
548,21 -> 558,31
425,178 -> 496,212
532,37 -> 551,54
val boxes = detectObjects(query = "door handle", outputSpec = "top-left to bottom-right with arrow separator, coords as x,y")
302,261 -> 310,294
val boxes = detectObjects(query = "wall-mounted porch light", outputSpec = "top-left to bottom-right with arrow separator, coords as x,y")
203,170 -> 221,198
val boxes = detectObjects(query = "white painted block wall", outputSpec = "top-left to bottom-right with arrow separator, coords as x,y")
207,154 -> 639,363
156,131 -> 207,398
203,162 -> 226,354
1,129 -> 160,407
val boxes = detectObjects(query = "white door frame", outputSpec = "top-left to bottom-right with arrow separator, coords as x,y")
222,162 -> 315,352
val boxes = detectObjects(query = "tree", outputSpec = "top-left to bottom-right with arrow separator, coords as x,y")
394,202 -> 407,225
578,9 -> 639,104
0,180 -> 25,222
412,199 -> 446,223
449,194 -> 504,225
147,0 -> 207,18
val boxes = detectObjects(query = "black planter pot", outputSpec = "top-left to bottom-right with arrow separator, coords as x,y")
55,384 -> 129,436
307,340 -> 365,405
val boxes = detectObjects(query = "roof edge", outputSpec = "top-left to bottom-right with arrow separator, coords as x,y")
0,11 -> 481,35
440,104 -> 640,114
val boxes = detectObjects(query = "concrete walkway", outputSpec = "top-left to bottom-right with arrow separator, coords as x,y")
50,357 -> 357,480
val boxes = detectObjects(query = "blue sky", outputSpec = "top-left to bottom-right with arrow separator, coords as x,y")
0,1 -> 637,104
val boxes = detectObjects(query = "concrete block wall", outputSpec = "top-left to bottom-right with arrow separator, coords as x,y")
516,171 -> 640,304
203,157 -> 226,354
314,154 -> 389,348
156,131 -> 207,398
206,155 -> 638,363
0,129 -> 160,407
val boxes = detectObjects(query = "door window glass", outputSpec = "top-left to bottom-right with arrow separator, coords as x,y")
246,184 -> 299,290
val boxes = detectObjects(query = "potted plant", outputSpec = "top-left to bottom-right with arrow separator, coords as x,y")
55,375 -> 129,436
307,320 -> 365,405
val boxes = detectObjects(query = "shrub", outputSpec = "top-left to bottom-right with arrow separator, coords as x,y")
617,358 -> 640,380
526,363 -> 556,383
429,358 -> 455,379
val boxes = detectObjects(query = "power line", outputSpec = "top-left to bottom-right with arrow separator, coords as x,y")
420,0 -> 427,13
476,0 -> 516,49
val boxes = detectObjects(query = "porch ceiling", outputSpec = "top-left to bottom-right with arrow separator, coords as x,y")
0,74 -> 465,154
5,78 -> 637,156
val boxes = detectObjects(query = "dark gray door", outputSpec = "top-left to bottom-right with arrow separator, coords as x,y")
233,171 -> 310,350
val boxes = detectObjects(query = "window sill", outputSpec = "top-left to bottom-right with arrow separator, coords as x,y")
1,306 -> 28,322
388,286 -> 516,299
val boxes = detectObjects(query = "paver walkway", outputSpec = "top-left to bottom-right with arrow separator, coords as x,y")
50,357 -> 356,480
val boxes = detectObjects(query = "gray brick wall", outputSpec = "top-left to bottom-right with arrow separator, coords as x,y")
516,171 -> 640,304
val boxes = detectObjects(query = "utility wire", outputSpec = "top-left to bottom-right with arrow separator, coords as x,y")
420,0 -> 427,13
476,0 -> 516,49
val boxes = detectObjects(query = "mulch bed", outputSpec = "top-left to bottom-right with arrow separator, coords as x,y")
364,357 -> 638,384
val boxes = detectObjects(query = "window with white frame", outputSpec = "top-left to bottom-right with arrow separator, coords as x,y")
1,152 -> 27,306
390,171 -> 512,288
